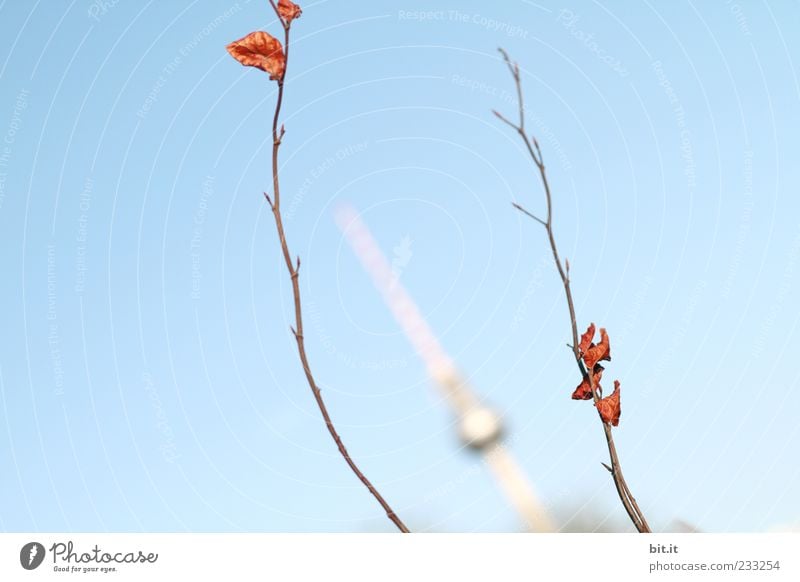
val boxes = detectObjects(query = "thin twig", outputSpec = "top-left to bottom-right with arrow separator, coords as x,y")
497,48 -> 650,533
263,2 -> 409,533
512,202 -> 547,227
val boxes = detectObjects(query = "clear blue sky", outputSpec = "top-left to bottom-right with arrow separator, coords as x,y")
1,0 -> 798,533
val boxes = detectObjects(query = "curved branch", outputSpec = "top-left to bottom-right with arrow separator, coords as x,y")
497,48 -> 650,533
263,3 -> 409,533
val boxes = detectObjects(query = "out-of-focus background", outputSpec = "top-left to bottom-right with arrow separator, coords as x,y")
0,0 -> 798,533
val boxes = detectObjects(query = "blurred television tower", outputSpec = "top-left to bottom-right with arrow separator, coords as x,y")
335,203 -> 555,532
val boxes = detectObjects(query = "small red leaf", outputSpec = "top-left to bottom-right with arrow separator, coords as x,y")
571,364 -> 604,400
583,327 -> 611,370
595,380 -> 621,426
578,323 -> 595,355
278,0 -> 302,24
226,31 -> 286,81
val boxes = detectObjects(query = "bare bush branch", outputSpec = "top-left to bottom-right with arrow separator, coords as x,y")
256,2 -> 409,533
496,48 -> 650,533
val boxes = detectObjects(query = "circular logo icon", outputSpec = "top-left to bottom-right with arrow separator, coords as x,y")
20,542 -> 46,570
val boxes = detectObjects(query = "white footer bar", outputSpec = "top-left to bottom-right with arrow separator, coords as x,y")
1,533 -> 797,581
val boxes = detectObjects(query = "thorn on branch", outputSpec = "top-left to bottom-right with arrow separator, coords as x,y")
601,462 -> 613,474
295,256 -> 301,272
290,326 -> 303,340
263,192 -> 274,209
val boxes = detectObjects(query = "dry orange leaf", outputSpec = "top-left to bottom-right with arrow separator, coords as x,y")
571,364 -> 604,400
578,322 -> 595,354
226,31 -> 286,81
278,0 -> 302,24
583,327 -> 611,370
595,380 -> 621,426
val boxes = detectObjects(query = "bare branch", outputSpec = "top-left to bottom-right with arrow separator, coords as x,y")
492,109 -> 522,134
495,48 -> 651,533
260,2 -> 410,533
512,202 -> 547,227
268,0 -> 289,30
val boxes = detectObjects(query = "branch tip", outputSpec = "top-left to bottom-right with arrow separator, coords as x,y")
512,202 -> 547,227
